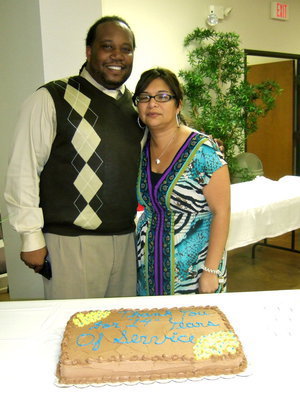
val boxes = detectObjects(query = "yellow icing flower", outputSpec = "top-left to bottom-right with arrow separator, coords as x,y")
72,310 -> 111,327
193,331 -> 240,360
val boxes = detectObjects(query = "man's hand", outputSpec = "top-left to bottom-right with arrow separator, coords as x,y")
209,135 -> 225,155
214,138 -> 225,154
21,247 -> 48,273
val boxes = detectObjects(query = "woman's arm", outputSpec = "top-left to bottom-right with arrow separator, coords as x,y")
198,164 -> 231,293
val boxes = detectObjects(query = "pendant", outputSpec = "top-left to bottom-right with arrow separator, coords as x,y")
155,158 -> 161,165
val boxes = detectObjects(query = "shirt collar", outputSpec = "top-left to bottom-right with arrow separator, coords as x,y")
81,68 -> 125,99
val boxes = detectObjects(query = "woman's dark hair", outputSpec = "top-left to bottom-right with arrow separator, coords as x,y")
86,15 -> 136,48
132,67 -> 183,107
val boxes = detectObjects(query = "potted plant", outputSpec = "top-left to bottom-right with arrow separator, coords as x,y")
179,28 -> 282,181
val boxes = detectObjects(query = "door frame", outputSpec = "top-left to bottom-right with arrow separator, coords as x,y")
244,49 -> 300,175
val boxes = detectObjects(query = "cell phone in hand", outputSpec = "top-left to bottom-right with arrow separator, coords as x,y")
38,257 -> 52,280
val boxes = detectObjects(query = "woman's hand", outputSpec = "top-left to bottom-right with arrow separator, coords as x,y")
198,272 -> 219,294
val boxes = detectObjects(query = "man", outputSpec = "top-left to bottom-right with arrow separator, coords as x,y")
5,16 -> 143,299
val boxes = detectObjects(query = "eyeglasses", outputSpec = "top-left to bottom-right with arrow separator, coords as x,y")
135,93 -> 176,104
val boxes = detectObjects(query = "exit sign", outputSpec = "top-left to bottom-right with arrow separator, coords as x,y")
271,2 -> 289,20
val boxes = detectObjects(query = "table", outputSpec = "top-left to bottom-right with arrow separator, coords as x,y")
226,175 -> 300,250
1,290 -> 299,399
138,175 -> 300,251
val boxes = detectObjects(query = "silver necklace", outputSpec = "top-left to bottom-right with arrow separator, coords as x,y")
152,129 -> 178,165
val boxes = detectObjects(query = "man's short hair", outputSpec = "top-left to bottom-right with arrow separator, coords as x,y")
86,15 -> 136,49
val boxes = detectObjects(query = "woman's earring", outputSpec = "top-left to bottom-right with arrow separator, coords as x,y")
137,117 -> 145,129
176,113 -> 181,127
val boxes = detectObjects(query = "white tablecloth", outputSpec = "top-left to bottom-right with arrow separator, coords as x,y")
226,176 -> 300,250
138,176 -> 300,251
1,290 -> 299,399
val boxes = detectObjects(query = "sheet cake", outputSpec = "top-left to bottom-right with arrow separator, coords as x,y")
56,306 -> 247,385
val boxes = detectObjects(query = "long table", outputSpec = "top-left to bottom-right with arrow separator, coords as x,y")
1,290 -> 299,399
137,175 -> 300,251
226,175 -> 300,250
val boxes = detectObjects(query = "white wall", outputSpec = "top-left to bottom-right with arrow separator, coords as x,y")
0,0 -> 45,299
39,0 -> 102,81
102,0 -> 300,91
1,0 -> 299,299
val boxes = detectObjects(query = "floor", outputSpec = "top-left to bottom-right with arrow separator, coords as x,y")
0,230 -> 299,301
227,229 -> 300,292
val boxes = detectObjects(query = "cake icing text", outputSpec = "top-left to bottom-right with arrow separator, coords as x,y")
74,308 -> 222,353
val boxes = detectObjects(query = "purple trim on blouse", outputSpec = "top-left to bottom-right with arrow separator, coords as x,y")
146,131 -> 198,295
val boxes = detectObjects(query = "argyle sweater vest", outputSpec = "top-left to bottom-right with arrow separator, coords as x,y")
39,76 -> 143,236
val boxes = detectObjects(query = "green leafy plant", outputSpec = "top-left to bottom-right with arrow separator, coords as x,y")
179,28 -> 282,180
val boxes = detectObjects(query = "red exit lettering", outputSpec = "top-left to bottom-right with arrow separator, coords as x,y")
276,3 -> 287,18
271,2 -> 288,20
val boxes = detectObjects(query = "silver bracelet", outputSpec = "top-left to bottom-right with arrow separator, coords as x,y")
201,265 -> 221,276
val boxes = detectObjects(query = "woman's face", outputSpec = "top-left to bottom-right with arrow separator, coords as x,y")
137,78 -> 181,129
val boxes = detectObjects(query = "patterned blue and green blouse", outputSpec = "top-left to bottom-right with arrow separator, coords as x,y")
136,131 -> 227,296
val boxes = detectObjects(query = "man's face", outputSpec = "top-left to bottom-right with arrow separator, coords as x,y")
86,21 -> 134,89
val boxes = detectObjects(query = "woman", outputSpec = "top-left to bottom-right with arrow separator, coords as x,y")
133,68 -> 230,296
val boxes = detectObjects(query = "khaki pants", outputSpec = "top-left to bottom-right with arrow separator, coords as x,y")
43,232 -> 137,299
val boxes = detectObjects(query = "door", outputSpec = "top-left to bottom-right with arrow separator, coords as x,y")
247,60 -> 294,180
